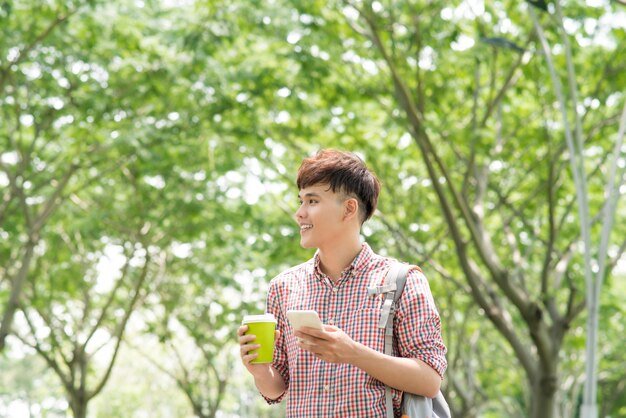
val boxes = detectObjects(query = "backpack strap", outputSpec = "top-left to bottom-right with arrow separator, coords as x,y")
369,262 -> 411,418
373,263 -> 452,418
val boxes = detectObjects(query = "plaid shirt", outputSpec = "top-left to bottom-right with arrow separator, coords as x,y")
263,243 -> 447,417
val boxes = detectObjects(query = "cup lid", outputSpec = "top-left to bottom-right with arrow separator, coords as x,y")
242,313 -> 277,324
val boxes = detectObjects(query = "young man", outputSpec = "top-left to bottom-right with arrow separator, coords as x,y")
238,149 -> 447,417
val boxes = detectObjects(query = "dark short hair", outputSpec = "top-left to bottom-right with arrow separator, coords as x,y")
296,149 -> 381,224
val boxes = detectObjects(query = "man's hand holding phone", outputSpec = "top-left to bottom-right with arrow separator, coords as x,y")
287,310 -> 360,364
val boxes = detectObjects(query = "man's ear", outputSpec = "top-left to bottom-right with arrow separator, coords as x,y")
343,198 -> 359,221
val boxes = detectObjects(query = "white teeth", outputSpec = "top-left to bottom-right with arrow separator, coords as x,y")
300,224 -> 313,230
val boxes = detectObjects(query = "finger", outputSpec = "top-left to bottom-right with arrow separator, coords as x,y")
240,343 -> 260,357
297,338 -> 317,349
237,325 -> 249,337
295,331 -> 323,343
242,353 -> 259,364
275,329 -> 281,340
299,327 -> 327,339
239,334 -> 257,345
308,346 -> 324,357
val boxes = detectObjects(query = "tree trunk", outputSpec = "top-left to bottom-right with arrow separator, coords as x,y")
192,403 -> 209,418
69,391 -> 88,418
529,359 -> 559,418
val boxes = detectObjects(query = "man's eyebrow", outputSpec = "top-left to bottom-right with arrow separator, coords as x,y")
298,192 -> 322,199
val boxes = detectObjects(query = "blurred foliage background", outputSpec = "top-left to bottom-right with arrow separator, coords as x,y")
1,0 -> 625,417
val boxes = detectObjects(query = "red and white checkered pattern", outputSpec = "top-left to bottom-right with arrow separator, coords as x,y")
263,243 -> 447,417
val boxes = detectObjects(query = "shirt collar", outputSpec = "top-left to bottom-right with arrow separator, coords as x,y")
312,242 -> 374,280
349,242 -> 375,274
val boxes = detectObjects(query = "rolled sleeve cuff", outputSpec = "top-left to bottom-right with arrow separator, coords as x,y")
409,350 -> 447,379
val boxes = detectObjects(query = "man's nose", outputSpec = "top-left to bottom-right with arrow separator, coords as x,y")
295,204 -> 305,219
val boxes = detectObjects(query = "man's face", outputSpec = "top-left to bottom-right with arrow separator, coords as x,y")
295,184 -> 350,249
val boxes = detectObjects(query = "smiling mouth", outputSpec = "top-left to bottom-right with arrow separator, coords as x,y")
300,224 -> 313,232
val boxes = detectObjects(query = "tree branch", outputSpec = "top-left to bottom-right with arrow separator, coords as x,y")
0,9 -> 78,92
88,252 -> 152,400
32,163 -> 80,233
0,239 -> 36,350
479,32 -> 535,129
81,248 -> 133,349
16,309 -> 73,392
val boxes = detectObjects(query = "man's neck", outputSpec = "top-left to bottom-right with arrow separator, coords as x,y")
317,238 -> 363,282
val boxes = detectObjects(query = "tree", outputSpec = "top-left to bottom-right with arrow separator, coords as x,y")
529,3 -> 626,416
0,0 -> 95,351
250,0 -> 626,416
14,202 -> 158,418
3,1 -> 625,416
328,1 -> 625,416
1,1 -> 228,415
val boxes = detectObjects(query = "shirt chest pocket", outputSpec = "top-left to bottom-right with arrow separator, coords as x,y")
346,308 -> 385,353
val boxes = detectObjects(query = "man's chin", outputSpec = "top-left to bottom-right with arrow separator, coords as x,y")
300,238 -> 316,249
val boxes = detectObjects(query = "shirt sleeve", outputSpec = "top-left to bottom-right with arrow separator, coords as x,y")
261,278 -> 290,404
395,267 -> 448,378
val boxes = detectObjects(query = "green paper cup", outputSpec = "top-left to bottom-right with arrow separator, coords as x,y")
242,313 -> 277,364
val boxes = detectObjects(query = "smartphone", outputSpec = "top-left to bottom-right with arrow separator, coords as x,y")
286,310 -> 323,331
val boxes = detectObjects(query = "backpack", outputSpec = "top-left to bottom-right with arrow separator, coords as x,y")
367,262 -> 452,418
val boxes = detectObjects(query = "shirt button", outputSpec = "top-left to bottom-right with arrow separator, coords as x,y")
328,319 -> 335,326
323,385 -> 330,392
332,288 -> 339,293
